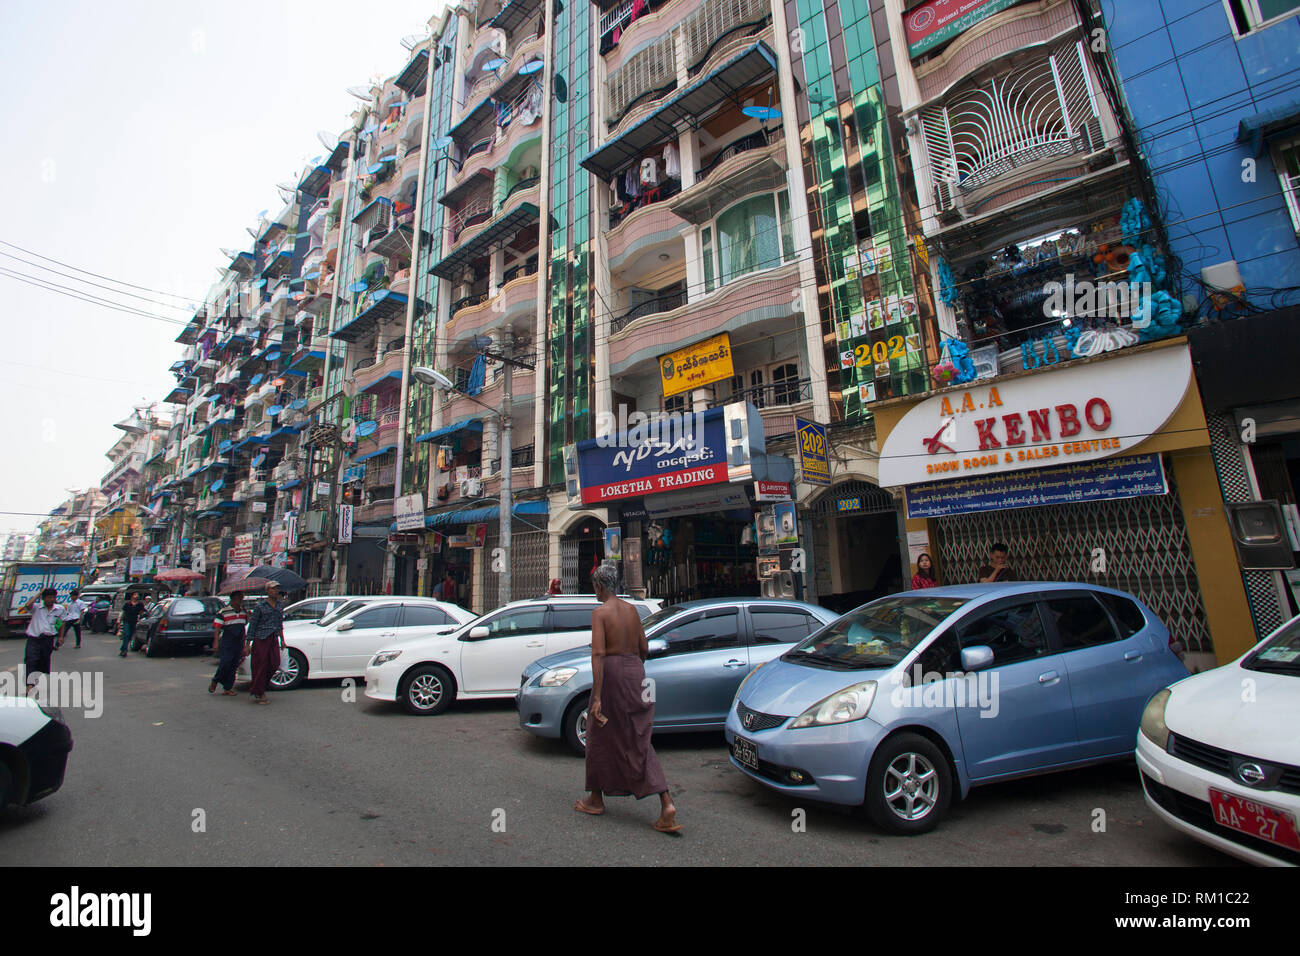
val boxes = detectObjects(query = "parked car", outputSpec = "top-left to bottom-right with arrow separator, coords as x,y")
0,698 -> 73,809
237,597 -> 477,690
519,598 -> 839,754
81,590 -> 117,633
726,583 -> 1189,834
133,596 -> 229,657
1137,614 -> 1300,866
280,595 -> 389,625
108,583 -> 170,633
365,595 -> 661,716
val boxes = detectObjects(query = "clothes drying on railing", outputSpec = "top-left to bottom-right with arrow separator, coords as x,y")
662,142 -> 680,179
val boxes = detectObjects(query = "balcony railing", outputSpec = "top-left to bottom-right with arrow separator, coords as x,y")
488,443 -> 536,473
504,175 -> 540,203
696,128 -> 780,180
611,288 -> 687,334
451,292 -> 490,318
609,176 -> 681,229
708,377 -> 812,411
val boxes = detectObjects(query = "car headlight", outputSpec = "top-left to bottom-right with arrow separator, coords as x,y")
790,681 -> 877,729
734,661 -> 766,700
1140,688 -> 1172,748
371,650 -> 403,667
538,667 -> 578,687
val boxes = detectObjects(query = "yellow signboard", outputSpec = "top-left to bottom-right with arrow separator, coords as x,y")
659,332 -> 734,397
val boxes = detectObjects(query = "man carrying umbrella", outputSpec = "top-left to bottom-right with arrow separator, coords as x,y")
245,581 -> 287,704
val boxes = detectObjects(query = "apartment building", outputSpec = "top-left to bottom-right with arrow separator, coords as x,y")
95,407 -> 171,577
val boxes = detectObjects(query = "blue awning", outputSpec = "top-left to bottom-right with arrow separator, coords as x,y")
360,370 -> 402,393
389,499 -> 547,532
279,478 -> 302,490
415,417 -> 484,443
354,444 -> 396,463
331,291 -> 409,343
268,425 -> 304,439
149,545 -> 162,554
1237,100 -> 1300,156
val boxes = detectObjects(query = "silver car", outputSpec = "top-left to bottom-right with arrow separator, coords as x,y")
517,598 -> 838,754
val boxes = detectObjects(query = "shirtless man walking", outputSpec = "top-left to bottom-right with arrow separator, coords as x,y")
574,562 -> 681,834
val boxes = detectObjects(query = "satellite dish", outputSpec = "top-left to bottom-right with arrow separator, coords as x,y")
356,420 -> 378,437
553,73 -> 567,103
363,122 -> 379,135
265,351 -> 281,362
366,162 -> 384,175
304,271 -> 320,281
277,185 -> 295,203
317,130 -> 336,150
520,59 -> 544,75
401,33 -> 427,51
267,404 -> 284,417
346,85 -> 372,101
483,57 -> 508,72
258,209 -> 267,219
219,247 -> 238,258
211,479 -> 225,492
742,105 -> 782,120
252,278 -> 267,289
250,373 -> 264,386
251,453 -> 266,467
349,280 -> 369,293
433,134 -> 453,150
291,398 -> 307,410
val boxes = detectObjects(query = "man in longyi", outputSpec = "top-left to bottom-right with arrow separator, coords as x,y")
574,562 -> 681,835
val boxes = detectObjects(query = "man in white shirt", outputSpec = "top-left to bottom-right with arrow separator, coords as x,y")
60,588 -> 88,649
24,588 -> 65,691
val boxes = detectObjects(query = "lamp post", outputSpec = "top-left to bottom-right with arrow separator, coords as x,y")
412,336 -> 531,606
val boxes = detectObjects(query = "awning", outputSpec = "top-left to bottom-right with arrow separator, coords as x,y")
227,251 -> 256,275
268,425 -> 304,440
447,97 -> 495,147
285,348 -> 326,375
175,320 -> 202,345
352,195 -> 392,225
369,223 -> 413,258
326,139 -> 350,172
489,0 -> 542,33
331,291 -> 409,343
429,202 -> 539,279
360,370 -> 403,393
580,40 -> 778,181
354,444 -> 396,463
394,48 -> 429,94
1237,100 -> 1300,156
163,385 -> 192,404
298,164 -> 331,196
439,167 -> 493,209
261,249 -> 293,278
279,478 -> 302,490
415,417 -> 484,443
389,498 -> 548,531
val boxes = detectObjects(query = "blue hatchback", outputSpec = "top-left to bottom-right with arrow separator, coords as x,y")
726,583 -> 1189,834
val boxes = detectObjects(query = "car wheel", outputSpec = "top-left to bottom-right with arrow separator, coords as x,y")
399,665 -> 454,716
864,732 -> 951,835
269,649 -> 306,691
0,759 -> 13,808
145,632 -> 165,658
562,694 -> 590,756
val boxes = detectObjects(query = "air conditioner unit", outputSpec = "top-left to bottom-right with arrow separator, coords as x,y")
520,165 -> 539,180
461,477 -> 482,498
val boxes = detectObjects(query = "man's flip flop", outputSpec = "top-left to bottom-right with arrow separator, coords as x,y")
221,690 -> 237,696
653,821 -> 683,835
208,682 -> 217,694
573,800 -> 604,816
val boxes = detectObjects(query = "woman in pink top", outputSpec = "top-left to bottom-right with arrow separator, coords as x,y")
911,553 -> 938,590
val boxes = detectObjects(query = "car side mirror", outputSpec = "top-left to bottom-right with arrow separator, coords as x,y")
647,638 -> 668,658
960,645 -> 994,672
336,620 -> 355,632
468,625 -> 490,640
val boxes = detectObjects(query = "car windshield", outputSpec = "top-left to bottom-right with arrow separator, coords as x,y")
784,596 -> 970,670
317,600 -> 367,627
1243,617 -> 1300,676
640,604 -> 685,633
285,601 -> 325,621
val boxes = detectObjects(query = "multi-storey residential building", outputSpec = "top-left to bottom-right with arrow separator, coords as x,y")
95,407 -> 171,577
32,489 -> 104,567
1100,1 -> 1300,648
3,534 -> 29,563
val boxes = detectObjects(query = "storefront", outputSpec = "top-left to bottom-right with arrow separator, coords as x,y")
562,402 -> 792,604
873,337 -> 1255,667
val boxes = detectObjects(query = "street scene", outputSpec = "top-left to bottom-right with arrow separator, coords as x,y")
3,0 -> 1300,902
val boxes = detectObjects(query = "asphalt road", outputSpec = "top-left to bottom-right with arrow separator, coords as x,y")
1,630 -> 1232,866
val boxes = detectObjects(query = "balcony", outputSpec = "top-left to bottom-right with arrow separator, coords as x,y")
447,264 -> 539,346
430,185 -> 540,280
611,287 -> 687,335
668,128 -> 786,224
351,345 -> 406,396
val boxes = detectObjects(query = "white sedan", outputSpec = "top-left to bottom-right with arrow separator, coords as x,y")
1137,615 -> 1300,866
235,597 -> 477,690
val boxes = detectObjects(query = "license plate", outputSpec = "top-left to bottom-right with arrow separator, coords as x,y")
732,735 -> 759,772
1209,788 -> 1300,851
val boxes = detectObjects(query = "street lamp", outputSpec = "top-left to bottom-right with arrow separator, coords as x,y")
412,339 -> 529,606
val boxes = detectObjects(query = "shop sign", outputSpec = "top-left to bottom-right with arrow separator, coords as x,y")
394,493 -> 426,532
644,485 -> 749,519
904,0 -> 1022,59
755,480 -> 792,502
659,332 -> 734,397
878,345 -> 1192,488
228,533 -> 254,564
205,540 -> 224,565
447,534 -> 474,548
285,513 -> 298,550
251,501 -> 267,513
836,497 -> 861,513
604,527 -> 622,561
796,419 -> 831,486
337,505 -> 353,544
904,454 -> 1168,519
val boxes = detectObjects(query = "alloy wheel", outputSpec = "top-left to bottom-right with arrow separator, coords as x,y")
882,752 -> 939,821
409,672 -> 443,710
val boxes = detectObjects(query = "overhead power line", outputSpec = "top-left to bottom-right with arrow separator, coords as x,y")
0,239 -> 203,306
0,267 -> 189,326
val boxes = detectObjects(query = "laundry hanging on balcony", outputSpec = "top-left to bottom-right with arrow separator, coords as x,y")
466,354 -> 486,396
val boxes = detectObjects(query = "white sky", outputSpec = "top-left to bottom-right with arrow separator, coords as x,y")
0,1 -> 445,538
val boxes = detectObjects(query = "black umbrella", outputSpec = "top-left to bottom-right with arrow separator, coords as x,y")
244,565 -> 308,592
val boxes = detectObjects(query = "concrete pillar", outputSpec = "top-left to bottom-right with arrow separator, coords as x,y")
678,128 -> 698,189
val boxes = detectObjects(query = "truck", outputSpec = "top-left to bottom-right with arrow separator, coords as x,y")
2,562 -> 84,636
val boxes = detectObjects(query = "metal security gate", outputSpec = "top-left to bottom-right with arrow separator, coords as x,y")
481,528 -> 550,610
560,537 -> 579,594
931,459 -> 1213,655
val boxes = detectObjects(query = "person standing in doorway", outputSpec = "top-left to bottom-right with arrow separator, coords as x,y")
23,589 -> 64,693
209,592 -> 247,696
548,578 -> 562,596
574,563 -> 681,835
440,571 -> 458,605
911,553 -> 938,590
245,583 -> 286,704
60,588 -> 88,649
119,592 -> 145,657
977,543 -> 1017,583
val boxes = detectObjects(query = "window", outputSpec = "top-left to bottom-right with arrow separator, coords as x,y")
1043,595 -> 1119,649
1274,138 -> 1300,233
1226,0 -> 1300,37
702,226 -> 715,293
912,631 -> 961,680
285,600 -> 328,621
659,608 -> 741,655
170,598 -> 207,617
750,368 -> 765,408
771,362 -> 801,405
1097,593 -> 1146,638
958,602 -> 1049,666
663,394 -> 686,414
700,192 -> 796,293
400,605 -> 451,627
483,607 -> 548,637
750,608 -> 819,645
778,190 -> 796,261
552,605 -> 596,631
348,605 -> 403,630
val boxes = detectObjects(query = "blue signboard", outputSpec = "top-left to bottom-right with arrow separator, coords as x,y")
904,454 -> 1168,519
796,418 -> 830,486
571,407 -> 728,506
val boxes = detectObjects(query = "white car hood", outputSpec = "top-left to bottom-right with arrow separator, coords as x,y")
1166,663 -> 1300,765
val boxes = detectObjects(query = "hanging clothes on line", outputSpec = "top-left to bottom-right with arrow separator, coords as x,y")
639,156 -> 659,186
662,142 -> 680,179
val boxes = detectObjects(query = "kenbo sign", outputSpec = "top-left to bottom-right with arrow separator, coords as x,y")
878,344 -> 1193,487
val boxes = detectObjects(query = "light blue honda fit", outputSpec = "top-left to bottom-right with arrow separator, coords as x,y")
726,582 -> 1189,834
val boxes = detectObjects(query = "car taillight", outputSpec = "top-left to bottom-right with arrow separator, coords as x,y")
159,618 -> 169,630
